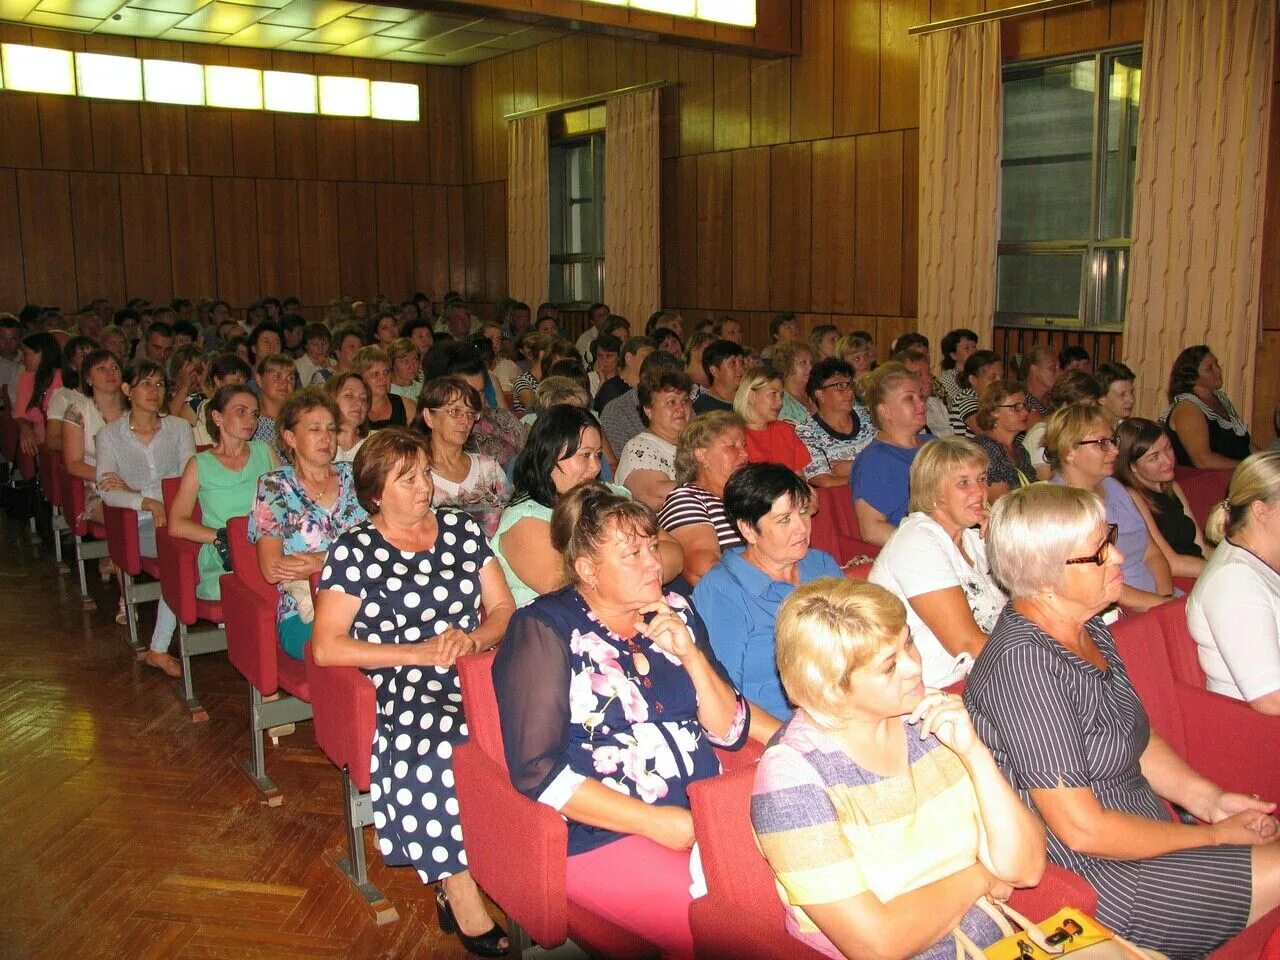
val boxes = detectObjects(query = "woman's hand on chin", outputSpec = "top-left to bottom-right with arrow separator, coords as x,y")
634,600 -> 697,662
907,689 -> 981,758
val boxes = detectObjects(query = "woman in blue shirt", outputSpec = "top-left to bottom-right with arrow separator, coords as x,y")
692,463 -> 842,736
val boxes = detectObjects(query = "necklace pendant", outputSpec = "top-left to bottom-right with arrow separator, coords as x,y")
632,650 -> 650,677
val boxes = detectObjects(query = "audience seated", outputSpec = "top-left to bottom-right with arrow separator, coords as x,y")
96,359 -> 196,675
935,327 -> 979,408
1046,403 -> 1174,611
793,358 -> 875,488
493,484 -> 749,960
770,341 -> 816,424
836,331 -> 876,378
60,349 -> 126,530
616,368 -> 692,512
692,464 -> 842,732
735,368 -> 812,476
1115,418 -> 1210,579
895,346 -> 953,439
248,387 -> 366,659
972,379 -> 1036,497
657,412 -> 747,588
314,323 -> 366,386
966,484 -> 1280,958
311,429 -> 514,957
252,353 -> 297,457
1060,344 -> 1092,374
850,362 -> 933,546
14,331 -> 62,459
1187,452 -> 1280,714
1022,371 -> 1103,480
326,371 -> 371,463
419,376 -> 510,538
593,334 -> 649,414
946,349 -> 1003,438
753,578 -> 1045,960
868,437 -> 1008,688
1162,345 -> 1257,469
808,323 -> 840,360
354,345 -> 416,431
387,337 -> 423,400
166,343 -> 208,428
1096,361 -> 1137,425
192,353 -> 253,447
600,348 -> 682,456
691,338 -> 744,415
585,331 -> 620,399
511,333 -> 576,415
44,336 -> 96,453
169,384 -> 278,601
682,329 -> 715,395
425,342 -> 526,471
1015,344 -> 1061,427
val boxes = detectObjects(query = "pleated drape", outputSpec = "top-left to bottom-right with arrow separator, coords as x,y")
507,113 -> 550,308
917,21 -> 1002,352
604,89 -> 661,327
1123,0 -> 1275,420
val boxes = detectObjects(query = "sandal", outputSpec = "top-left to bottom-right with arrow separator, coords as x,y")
115,599 -> 127,626
99,558 -> 115,582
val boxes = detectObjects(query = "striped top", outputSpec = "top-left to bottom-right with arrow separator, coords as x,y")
657,483 -> 743,550
947,386 -> 978,438
751,710 -> 1002,960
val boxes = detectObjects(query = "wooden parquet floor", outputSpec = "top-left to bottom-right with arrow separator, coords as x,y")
0,516 -> 473,960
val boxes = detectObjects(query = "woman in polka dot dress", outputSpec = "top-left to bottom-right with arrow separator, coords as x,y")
311,429 -> 516,957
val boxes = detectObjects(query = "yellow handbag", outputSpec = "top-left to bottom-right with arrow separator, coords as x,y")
953,900 -> 1168,960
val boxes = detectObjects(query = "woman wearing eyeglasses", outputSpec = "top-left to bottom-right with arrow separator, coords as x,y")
971,380 -> 1036,500
965,484 -> 1280,959
419,375 -> 509,538
1045,403 -> 1174,612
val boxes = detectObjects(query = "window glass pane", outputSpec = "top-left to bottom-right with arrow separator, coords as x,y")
1101,51 -> 1141,238
1001,59 -> 1096,242
997,252 -> 1084,319
1093,248 -> 1129,327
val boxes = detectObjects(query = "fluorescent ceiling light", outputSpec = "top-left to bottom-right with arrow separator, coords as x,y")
696,0 -> 756,26
75,52 -> 143,101
264,70 -> 317,114
205,64 -> 263,110
630,0 -> 697,15
371,80 -> 418,122
143,59 -> 205,106
319,75 -> 370,117
1,43 -> 75,96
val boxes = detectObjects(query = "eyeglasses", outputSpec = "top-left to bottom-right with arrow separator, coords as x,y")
1075,435 -> 1120,451
1064,523 -> 1119,566
998,401 -> 1028,412
819,380 -> 854,392
433,406 -> 477,421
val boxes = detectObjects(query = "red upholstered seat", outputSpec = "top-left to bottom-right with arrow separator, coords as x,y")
1148,596 -> 1208,688
0,412 -> 18,463
38,448 -> 65,510
810,484 -> 881,565
157,476 -> 223,627
454,649 -> 660,958
223,516 -> 305,700
688,762 -> 1097,959
1174,467 -> 1232,529
103,503 -> 148,577
303,643 -> 377,792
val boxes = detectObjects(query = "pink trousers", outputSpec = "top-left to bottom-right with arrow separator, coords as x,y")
565,834 -> 695,959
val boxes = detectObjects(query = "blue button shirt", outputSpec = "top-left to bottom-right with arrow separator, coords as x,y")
691,546 -> 844,720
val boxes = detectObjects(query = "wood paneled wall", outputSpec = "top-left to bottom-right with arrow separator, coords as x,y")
0,24 -> 465,316
461,0 -> 1144,352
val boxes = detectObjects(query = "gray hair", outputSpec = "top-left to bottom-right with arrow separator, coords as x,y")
987,484 -> 1107,598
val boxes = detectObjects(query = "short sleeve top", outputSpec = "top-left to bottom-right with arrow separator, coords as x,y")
467,406 -> 526,471
615,431 -> 677,486
868,512 -> 1008,687
1161,391 -> 1253,465
510,372 -> 538,414
779,392 -> 811,425
971,433 -> 1035,488
62,393 -> 110,465
850,437 -> 932,527
948,387 -> 978,438
657,483 -> 743,550
247,462 -> 368,624
745,420 -> 812,475
431,452 -> 511,539
752,710 -> 1001,960
793,411 -> 875,480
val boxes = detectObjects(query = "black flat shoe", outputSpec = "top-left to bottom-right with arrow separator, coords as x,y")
435,890 -> 509,957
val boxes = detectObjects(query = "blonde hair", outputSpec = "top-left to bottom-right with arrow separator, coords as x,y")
908,436 -> 990,514
532,375 -> 590,413
1205,451 -> 1280,544
1043,403 -> 1114,470
386,337 -> 418,363
351,344 -> 390,374
733,367 -> 782,424
771,340 -> 813,379
673,411 -> 745,485
987,484 -> 1107,599
776,578 -> 908,728
861,361 -> 918,430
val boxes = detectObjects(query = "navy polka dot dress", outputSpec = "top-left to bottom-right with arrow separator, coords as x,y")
319,510 -> 492,883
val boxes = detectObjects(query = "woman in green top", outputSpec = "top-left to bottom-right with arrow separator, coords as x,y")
492,405 -> 684,607
169,384 -> 279,600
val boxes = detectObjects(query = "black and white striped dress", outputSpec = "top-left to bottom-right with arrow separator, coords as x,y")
965,606 -> 1253,960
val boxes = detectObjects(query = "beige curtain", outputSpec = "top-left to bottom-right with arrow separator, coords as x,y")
507,113 -> 550,308
917,21 -> 1002,352
1123,0 -> 1275,421
604,89 -> 661,327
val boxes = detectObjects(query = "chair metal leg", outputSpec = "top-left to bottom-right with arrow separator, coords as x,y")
237,683 -> 311,805
174,623 -> 226,722
122,572 -> 144,656
52,513 -> 66,569
329,764 -> 398,925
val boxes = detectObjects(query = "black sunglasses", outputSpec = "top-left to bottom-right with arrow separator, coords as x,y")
1065,523 -> 1119,566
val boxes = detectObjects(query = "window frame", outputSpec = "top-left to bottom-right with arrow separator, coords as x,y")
548,131 -> 606,310
996,44 -> 1141,332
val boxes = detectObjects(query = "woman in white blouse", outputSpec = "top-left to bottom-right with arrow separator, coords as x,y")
1187,452 -> 1280,714
616,368 -> 693,512
868,436 -> 1008,687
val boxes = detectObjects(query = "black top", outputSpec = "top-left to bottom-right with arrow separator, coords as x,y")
1165,393 -> 1253,465
691,392 -> 735,415
592,375 -> 630,414
368,392 -> 408,430
1149,489 -> 1203,558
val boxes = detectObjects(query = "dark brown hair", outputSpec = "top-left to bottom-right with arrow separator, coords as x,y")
351,427 -> 432,514
550,483 -> 658,585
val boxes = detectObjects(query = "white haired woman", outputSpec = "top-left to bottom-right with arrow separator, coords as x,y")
752,578 -> 1045,959
965,483 -> 1280,958
1187,451 -> 1280,714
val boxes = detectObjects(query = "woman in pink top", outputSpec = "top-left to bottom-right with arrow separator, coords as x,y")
15,332 -> 63,459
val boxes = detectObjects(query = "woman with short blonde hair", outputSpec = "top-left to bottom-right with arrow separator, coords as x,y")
1187,451 -> 1280,713
734,368 -> 813,476
753,577 -> 1045,959
770,340 -> 815,423
850,362 -> 932,545
353,344 -> 416,430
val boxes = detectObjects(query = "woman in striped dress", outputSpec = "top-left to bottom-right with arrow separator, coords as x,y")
965,484 -> 1280,959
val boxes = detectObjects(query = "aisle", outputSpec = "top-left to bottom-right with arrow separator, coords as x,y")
0,517 -> 470,960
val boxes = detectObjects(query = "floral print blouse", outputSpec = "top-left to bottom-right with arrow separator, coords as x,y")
493,585 -> 750,856
247,462 -> 368,624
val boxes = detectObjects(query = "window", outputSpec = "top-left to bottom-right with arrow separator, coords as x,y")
997,48 -> 1141,329
549,134 -> 605,307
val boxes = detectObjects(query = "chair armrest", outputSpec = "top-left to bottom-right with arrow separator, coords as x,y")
690,897 -> 827,960
221,572 -> 281,696
454,742 -> 569,949
156,525 -> 203,625
1008,863 -> 1098,918
303,648 -> 377,792
102,504 -> 142,575
1177,685 -> 1280,799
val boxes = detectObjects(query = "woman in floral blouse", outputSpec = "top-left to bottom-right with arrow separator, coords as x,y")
419,375 -> 509,538
494,484 -> 749,959
248,387 -> 367,658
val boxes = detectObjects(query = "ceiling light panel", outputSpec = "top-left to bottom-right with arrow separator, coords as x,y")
142,57 -> 204,103
95,7 -> 187,36
75,51 -> 144,100
204,63 -> 263,109
263,68 -> 316,112
370,79 -> 416,121
696,0 -> 755,26
178,0 -> 268,33
630,0 -> 696,15
318,73 -> 368,116
1,43 -> 76,95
